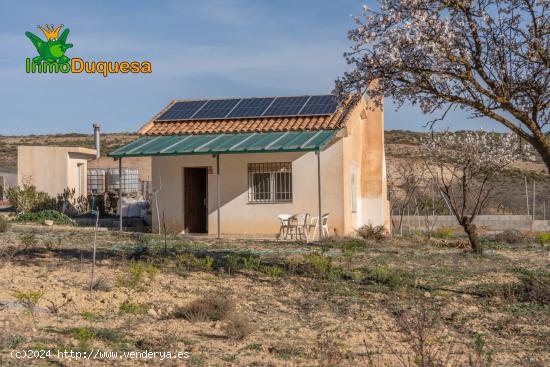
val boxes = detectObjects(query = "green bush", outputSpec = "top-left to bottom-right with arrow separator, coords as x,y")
117,261 -> 159,289
119,300 -> 146,315
176,254 -> 214,275
16,210 -> 76,226
6,185 -> 54,214
434,226 -> 454,239
363,266 -> 412,290
263,266 -> 285,278
537,233 -> 550,246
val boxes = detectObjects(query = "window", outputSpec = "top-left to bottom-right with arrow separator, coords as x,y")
248,163 -> 292,203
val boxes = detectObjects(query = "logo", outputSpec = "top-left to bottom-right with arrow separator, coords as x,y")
25,23 -> 152,77
26,24 -> 73,64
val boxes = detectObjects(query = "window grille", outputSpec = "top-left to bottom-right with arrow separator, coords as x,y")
248,163 -> 292,203
87,169 -> 106,194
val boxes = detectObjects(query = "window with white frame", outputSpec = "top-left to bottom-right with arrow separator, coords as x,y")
248,163 -> 292,203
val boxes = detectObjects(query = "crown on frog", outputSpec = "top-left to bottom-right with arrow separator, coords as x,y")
37,24 -> 64,41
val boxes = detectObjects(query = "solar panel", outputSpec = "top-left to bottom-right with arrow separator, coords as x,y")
192,98 -> 242,119
262,96 -> 310,117
154,95 -> 339,121
299,95 -> 338,115
156,100 -> 207,121
227,97 -> 275,118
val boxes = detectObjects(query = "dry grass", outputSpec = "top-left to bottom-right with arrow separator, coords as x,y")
0,225 -> 549,366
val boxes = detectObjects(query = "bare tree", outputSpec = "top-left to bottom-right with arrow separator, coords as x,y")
336,0 -> 550,172
422,131 -> 523,253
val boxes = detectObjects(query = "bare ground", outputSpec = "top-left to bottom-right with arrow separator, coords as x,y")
0,225 -> 549,366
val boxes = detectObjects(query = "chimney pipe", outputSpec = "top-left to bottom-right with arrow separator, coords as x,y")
93,123 -> 101,159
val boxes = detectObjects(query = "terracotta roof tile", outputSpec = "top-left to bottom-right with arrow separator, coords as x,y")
139,100 -> 354,136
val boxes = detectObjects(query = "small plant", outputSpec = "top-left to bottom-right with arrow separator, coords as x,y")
176,254 -> 214,275
363,266 -> 411,290
0,216 -> 9,233
468,333 -> 493,367
225,254 -> 241,275
434,226 -> 453,239
263,265 -> 285,278
20,233 -> 38,249
119,300 -> 146,315
12,290 -> 44,321
174,292 -> 235,322
242,254 -> 262,270
91,276 -> 112,292
223,313 -> 255,340
70,327 -> 96,349
357,224 -> 387,241
537,233 -> 550,247
301,253 -> 340,279
117,261 -> 159,289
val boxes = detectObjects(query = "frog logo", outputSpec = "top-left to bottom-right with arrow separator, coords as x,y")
25,24 -> 73,64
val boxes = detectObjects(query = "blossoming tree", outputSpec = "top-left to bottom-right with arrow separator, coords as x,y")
335,0 -> 549,172
422,131 -> 523,253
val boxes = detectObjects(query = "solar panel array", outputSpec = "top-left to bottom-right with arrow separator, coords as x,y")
155,95 -> 338,121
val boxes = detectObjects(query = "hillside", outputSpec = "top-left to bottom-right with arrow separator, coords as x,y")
1,130 -> 548,215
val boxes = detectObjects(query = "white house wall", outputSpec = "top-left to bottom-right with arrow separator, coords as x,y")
151,139 -> 345,237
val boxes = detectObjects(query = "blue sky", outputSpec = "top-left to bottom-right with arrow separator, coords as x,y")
0,0 -> 501,136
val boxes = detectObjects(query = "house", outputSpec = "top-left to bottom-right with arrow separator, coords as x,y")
17,146 -> 97,197
109,94 -> 389,237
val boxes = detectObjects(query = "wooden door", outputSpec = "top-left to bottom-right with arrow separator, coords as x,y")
184,168 -> 208,233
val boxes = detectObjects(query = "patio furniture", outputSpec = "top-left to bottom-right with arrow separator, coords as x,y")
287,213 -> 310,240
308,213 -> 330,240
277,214 -> 292,239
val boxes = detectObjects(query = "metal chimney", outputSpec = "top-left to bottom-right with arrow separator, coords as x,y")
93,123 -> 101,159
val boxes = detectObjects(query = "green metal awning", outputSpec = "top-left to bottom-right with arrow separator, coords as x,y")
108,130 -> 338,158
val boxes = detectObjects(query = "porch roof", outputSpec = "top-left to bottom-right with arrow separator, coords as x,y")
108,129 -> 338,158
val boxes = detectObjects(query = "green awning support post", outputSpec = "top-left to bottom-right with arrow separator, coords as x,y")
316,150 -> 322,241
216,154 -> 221,239
118,158 -> 123,233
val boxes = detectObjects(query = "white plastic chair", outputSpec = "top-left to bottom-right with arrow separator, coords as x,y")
277,214 -> 292,240
308,213 -> 330,240
288,213 -> 310,240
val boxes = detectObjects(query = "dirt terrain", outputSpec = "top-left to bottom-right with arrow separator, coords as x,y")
0,224 -> 548,366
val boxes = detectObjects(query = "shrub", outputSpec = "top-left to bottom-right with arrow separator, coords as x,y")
301,253 -> 341,279
514,269 -> 550,305
363,266 -> 411,290
434,226 -> 454,239
223,314 -> 255,340
16,210 -> 76,226
71,327 -> 96,349
0,217 -> 8,233
119,300 -> 146,315
6,185 -> 54,214
357,224 -> 387,241
176,254 -> 214,275
537,233 -> 550,246
225,254 -> 242,275
242,254 -> 262,270
91,276 -> 111,292
494,229 -> 525,244
263,266 -> 285,278
174,293 -> 235,322
117,261 -> 159,289
12,290 -> 44,320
